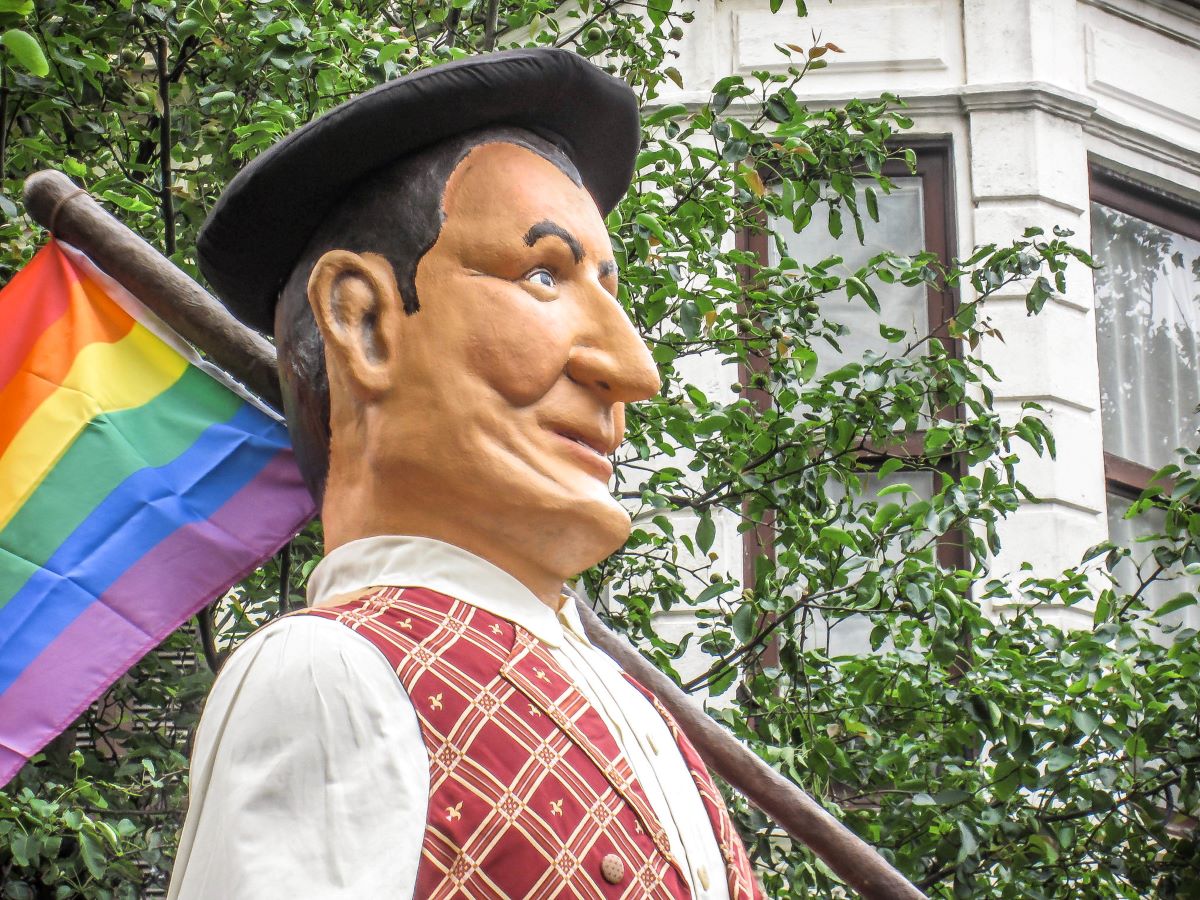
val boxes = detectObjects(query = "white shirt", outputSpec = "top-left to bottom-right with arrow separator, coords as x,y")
169,536 -> 730,899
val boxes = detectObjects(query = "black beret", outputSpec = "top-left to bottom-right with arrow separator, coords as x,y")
197,48 -> 640,334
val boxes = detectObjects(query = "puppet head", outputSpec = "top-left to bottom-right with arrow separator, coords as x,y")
199,51 -> 657,604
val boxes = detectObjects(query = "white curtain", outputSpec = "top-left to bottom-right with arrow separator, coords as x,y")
1106,492 -> 1199,630
1092,203 -> 1200,471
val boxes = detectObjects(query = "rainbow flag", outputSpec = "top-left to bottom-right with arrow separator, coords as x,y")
0,240 -> 315,785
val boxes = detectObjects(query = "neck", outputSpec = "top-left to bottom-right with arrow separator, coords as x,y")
322,477 -> 569,610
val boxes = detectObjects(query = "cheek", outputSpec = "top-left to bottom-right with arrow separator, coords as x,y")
460,282 -> 570,407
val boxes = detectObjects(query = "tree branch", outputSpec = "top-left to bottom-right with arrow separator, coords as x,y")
156,35 -> 175,257
482,0 -> 501,51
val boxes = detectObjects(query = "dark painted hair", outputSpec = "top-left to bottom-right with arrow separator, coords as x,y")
275,126 -> 583,503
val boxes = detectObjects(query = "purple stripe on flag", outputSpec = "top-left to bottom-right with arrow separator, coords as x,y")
0,744 -> 23,781
0,451 -> 314,785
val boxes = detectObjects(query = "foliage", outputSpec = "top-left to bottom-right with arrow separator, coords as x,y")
0,1 -> 1195,897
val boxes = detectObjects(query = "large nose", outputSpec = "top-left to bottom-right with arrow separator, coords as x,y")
565,288 -> 661,403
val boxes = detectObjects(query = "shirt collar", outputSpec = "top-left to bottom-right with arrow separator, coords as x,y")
306,534 -> 588,648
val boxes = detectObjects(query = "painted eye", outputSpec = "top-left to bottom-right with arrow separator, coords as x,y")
527,268 -> 556,289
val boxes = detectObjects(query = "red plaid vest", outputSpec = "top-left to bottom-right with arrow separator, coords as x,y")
303,586 -> 763,900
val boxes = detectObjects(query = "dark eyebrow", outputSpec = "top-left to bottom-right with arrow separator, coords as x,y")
523,219 -> 584,263
597,259 -> 617,279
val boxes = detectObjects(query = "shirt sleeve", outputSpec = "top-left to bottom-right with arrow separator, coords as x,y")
167,615 -> 428,900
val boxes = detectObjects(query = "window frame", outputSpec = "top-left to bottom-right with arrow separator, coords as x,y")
737,139 -> 965,595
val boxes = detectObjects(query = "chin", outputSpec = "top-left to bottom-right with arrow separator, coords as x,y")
535,487 -> 632,575
588,494 -> 634,555
480,440 -> 634,569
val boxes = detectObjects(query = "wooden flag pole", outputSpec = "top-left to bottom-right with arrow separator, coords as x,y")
23,169 -> 927,900
23,171 -> 281,411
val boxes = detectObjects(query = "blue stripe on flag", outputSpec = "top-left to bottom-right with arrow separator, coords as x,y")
0,403 -> 289,692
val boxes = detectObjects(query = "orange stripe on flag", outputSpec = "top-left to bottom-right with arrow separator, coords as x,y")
0,264 -> 135,461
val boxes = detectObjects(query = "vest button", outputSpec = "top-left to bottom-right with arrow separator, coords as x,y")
600,853 -> 625,884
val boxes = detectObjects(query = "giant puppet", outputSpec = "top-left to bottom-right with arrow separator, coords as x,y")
167,48 -> 765,898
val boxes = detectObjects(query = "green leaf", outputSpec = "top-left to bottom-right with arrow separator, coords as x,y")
764,95 -> 790,124
924,427 -> 952,452
0,0 -> 33,14
1028,833 -> 1059,864
1072,709 -> 1100,735
863,186 -> 879,222
819,525 -> 855,550
845,276 -> 879,312
1,29 -> 48,77
957,821 -> 978,860
877,457 -> 904,479
644,104 -> 688,126
693,582 -> 728,605
933,789 -> 972,805
711,75 -> 744,95
732,602 -> 757,644
696,513 -> 715,554
827,207 -> 842,239
78,831 -> 106,879
8,830 -> 29,867
634,211 -> 669,245
1045,746 -> 1075,773
721,139 -> 749,163
992,757 -> 1023,799
708,666 -> 737,696
99,190 -> 155,213
1155,593 -> 1197,618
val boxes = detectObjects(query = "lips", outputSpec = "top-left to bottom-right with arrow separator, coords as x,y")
555,427 -> 610,457
548,424 -> 614,479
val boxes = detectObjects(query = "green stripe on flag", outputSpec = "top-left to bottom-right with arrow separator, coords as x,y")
0,366 -> 244,608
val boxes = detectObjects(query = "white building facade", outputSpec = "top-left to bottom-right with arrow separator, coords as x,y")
654,0 -> 1200,638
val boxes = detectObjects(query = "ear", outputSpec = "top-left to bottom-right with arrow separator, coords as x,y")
307,250 -> 401,399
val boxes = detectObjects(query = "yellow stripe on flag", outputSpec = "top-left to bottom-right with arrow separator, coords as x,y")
0,324 -> 187,530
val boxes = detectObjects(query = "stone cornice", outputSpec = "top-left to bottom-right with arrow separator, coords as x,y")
957,82 -> 1099,123
644,81 -> 1200,178
1085,109 -> 1200,180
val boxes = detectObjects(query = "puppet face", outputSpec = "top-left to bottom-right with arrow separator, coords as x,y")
320,141 -> 660,579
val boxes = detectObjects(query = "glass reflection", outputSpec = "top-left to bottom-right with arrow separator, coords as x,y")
769,178 -> 928,375
1092,203 -> 1200,471
1105,492 -> 1199,632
